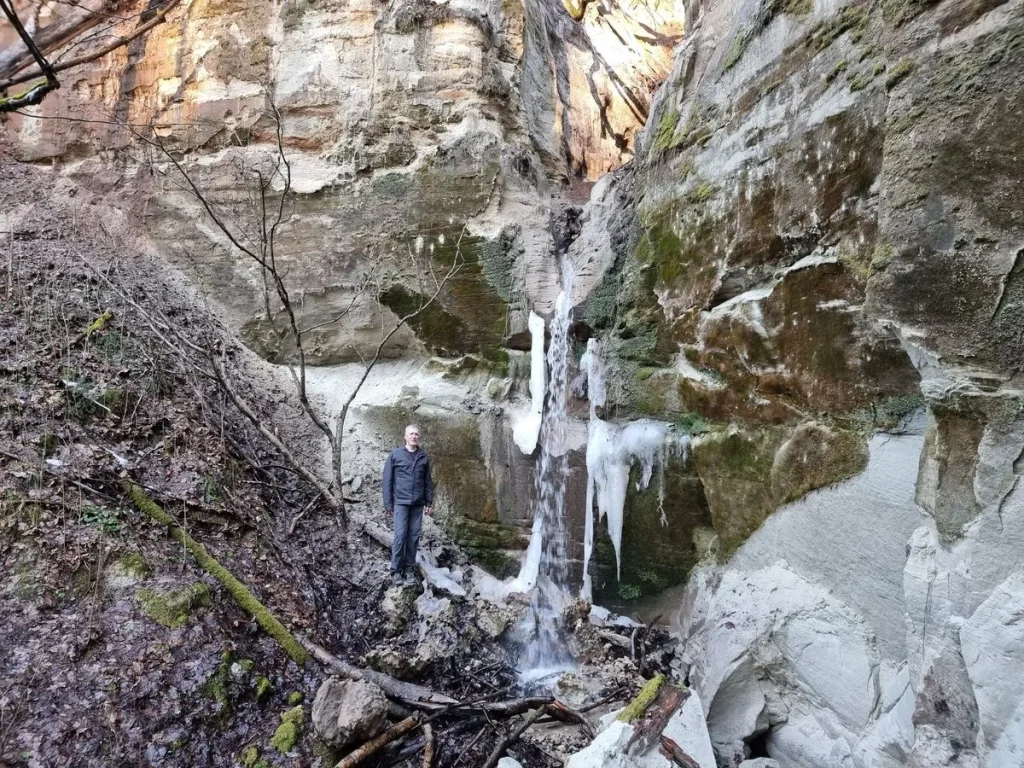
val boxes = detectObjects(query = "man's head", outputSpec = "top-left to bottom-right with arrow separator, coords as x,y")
404,424 -> 421,450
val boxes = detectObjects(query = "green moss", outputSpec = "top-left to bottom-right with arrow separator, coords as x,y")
478,226 -> 520,303
885,58 -> 916,89
676,412 -> 712,435
120,551 -> 151,579
618,583 -> 642,600
618,675 -> 666,722
872,61 -> 887,76
810,5 -> 870,50
769,0 -> 811,15
684,181 -> 719,205
84,310 -> 114,338
287,691 -> 304,706
255,676 -> 273,701
138,582 -> 212,628
81,503 -> 121,534
124,482 -> 310,665
848,73 -> 874,92
868,393 -> 925,430
871,242 -> 895,273
240,745 -> 260,768
724,27 -> 754,71
826,59 -> 849,84
651,108 -> 681,155
204,651 -> 234,711
881,0 -> 939,27
270,706 -> 304,753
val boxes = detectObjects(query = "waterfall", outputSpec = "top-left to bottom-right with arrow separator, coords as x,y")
515,265 -> 576,686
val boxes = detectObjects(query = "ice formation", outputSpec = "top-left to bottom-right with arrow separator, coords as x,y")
581,418 -> 668,599
579,339 -> 678,600
511,311 -> 546,455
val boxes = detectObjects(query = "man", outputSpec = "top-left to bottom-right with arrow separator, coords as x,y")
382,424 -> 434,586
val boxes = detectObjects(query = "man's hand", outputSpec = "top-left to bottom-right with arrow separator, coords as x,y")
425,506 -> 433,517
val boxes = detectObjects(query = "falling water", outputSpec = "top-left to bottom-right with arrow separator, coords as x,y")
516,265 -> 576,686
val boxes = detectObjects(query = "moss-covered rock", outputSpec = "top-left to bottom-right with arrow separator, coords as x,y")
692,423 -> 869,554
137,582 -> 212,628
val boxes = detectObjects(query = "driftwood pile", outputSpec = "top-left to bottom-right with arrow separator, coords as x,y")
303,637 -> 612,767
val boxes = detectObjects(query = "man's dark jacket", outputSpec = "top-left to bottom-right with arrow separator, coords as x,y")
383,447 -> 434,509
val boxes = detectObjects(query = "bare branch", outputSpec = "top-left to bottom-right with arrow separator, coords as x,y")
0,0 -> 182,92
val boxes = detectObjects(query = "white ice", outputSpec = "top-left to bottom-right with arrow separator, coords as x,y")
511,311 -> 546,454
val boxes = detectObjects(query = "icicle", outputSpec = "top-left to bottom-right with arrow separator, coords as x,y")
511,311 -> 546,455
658,442 -> 667,527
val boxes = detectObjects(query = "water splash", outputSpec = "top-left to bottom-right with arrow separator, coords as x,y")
515,266 -> 576,687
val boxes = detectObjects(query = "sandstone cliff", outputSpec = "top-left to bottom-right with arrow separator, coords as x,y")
3,0 -> 1024,765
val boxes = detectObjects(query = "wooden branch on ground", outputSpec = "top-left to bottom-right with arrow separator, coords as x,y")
420,722 -> 434,768
123,481 -> 309,665
626,685 -> 689,757
300,637 -> 458,709
546,700 -> 596,740
481,704 -> 549,768
659,736 -> 703,768
335,713 -> 421,768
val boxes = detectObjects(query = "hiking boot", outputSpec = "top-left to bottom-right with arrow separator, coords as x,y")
402,570 -> 418,586
390,572 -> 403,586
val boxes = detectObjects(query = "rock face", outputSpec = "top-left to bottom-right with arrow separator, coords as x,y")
566,692 -> 716,768
311,678 -> 389,749
6,0 -> 1024,764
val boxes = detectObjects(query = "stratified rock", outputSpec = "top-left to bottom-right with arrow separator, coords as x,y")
960,571 -> 1024,766
311,678 -> 388,750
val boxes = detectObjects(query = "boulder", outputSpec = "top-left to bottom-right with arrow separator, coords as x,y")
497,759 -> 524,768
565,691 -> 715,768
739,760 -> 781,768
311,678 -> 388,750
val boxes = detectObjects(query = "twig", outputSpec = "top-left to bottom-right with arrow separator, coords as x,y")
0,0 -> 183,91
451,723 -> 488,768
482,705 -> 549,768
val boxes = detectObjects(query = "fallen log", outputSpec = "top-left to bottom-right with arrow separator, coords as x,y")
547,699 -> 596,740
482,704 -> 550,768
626,685 -> 688,756
335,713 -> 421,768
300,637 -> 458,709
125,481 -> 309,664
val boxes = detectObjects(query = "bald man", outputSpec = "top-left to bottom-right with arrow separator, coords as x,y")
382,424 -> 434,586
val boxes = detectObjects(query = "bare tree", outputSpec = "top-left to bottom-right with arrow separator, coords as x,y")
0,0 -> 181,112
116,108 -> 484,513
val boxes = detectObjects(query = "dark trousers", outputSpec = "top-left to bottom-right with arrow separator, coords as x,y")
391,504 -> 423,574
